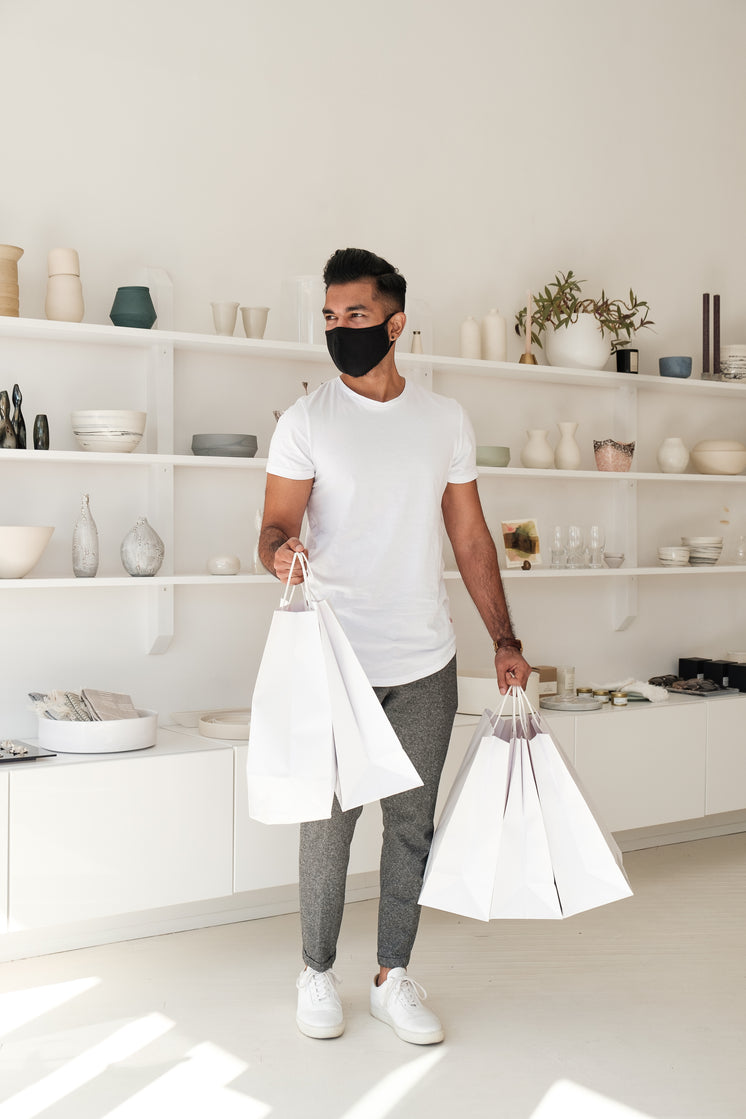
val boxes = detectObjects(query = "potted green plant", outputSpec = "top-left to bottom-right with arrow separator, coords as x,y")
515,270 -> 653,370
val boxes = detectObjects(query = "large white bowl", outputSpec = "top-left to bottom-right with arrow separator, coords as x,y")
37,709 -> 157,753
71,410 -> 146,453
690,440 -> 746,475
0,525 -> 54,578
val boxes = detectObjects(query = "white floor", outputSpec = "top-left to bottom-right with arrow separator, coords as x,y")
0,833 -> 744,1119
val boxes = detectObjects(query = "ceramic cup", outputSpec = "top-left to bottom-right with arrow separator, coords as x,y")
208,554 -> 241,575
211,301 -> 239,336
110,286 -> 157,329
240,306 -> 270,339
659,355 -> 692,379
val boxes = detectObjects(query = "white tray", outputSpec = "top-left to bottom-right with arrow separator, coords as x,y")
37,709 -> 157,753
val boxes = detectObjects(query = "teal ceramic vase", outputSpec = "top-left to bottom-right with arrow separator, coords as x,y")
110,286 -> 157,329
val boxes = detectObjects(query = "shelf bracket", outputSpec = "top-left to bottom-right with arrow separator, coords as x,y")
612,575 -> 638,631
147,584 -> 174,655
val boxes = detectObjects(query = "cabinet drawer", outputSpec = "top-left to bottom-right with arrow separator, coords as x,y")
574,703 -> 706,831
8,748 -> 234,929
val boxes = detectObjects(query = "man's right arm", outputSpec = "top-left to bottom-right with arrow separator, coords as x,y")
258,473 -> 314,583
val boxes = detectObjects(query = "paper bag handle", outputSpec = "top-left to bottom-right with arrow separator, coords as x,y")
279,550 -> 319,609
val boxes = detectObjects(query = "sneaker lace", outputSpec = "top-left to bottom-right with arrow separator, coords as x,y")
298,968 -> 340,1003
390,974 -> 427,1008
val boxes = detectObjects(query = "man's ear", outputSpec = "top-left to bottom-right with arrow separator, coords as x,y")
389,311 -> 406,342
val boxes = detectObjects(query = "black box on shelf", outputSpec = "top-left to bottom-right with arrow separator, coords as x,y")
678,657 -> 711,679
726,663 -> 746,692
702,660 -> 735,687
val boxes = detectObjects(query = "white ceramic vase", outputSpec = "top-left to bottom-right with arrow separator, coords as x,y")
120,516 -> 164,577
45,248 -> 84,323
460,315 -> 481,359
72,493 -> 98,577
544,313 -> 611,370
521,428 -> 554,469
656,436 -> 689,474
554,421 -> 582,470
481,308 -> 507,361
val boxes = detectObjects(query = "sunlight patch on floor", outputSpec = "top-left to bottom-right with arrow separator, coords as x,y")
0,977 -> 101,1038
338,1047 -> 446,1119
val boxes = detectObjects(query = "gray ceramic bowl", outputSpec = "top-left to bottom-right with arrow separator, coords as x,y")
476,445 -> 511,467
191,433 -> 258,458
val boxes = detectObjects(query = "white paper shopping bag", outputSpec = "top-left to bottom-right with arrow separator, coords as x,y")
419,712 -> 511,921
526,710 -> 633,916
315,596 -> 423,811
247,559 -> 335,824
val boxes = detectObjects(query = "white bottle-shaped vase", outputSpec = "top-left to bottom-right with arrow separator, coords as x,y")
460,315 -> 481,359
410,330 -> 423,353
656,436 -> 689,474
45,247 -> 84,323
521,428 -> 554,469
481,308 -> 507,362
120,516 -> 164,576
554,421 -> 582,470
72,493 -> 99,577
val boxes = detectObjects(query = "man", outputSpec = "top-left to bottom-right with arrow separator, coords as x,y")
258,247 -> 530,1046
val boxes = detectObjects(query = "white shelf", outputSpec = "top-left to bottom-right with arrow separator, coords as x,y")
0,573 -> 276,589
477,466 -> 746,482
0,448 -> 268,468
447,565 -> 745,580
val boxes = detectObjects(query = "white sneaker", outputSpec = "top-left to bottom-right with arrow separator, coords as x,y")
370,967 -> 444,1045
296,967 -> 344,1039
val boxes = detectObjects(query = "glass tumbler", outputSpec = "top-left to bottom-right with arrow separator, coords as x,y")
550,525 -> 567,569
566,524 -> 585,568
588,524 -> 605,568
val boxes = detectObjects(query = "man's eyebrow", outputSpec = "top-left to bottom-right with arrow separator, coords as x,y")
322,303 -> 370,314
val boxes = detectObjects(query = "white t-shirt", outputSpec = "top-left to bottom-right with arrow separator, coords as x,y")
266,376 -> 478,686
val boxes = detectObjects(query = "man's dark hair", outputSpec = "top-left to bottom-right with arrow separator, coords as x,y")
323,247 -> 406,312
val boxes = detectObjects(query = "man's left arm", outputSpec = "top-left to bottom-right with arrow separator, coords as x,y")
442,480 -> 531,694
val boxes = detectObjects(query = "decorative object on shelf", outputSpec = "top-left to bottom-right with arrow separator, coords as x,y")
207,554 -> 240,575
120,516 -> 164,577
37,706 -> 157,754
682,535 -> 723,566
45,247 -> 84,323
0,244 -> 23,318
240,305 -> 269,339
33,414 -> 49,450
476,445 -> 510,467
656,436 -> 689,474
593,438 -> 635,472
734,537 -> 746,565
210,301 -> 239,335
718,344 -> 746,381
702,292 -> 710,377
554,421 -> 581,470
281,275 -> 326,343
659,355 -> 692,379
690,439 -> 746,475
520,428 -> 554,469
515,270 -> 653,370
110,286 -> 157,329
604,552 -> 625,568
549,525 -> 566,568
459,315 -> 481,359
0,524 -> 54,578
72,493 -> 99,578
501,517 -> 541,567
11,384 -> 26,448
615,348 -> 639,373
657,546 -> 689,567
481,308 -> 507,362
0,389 -> 17,448
410,330 -> 423,353
587,524 -> 605,569
71,409 -> 146,453
713,293 -> 721,378
191,433 -> 258,457
565,524 -> 586,569
518,289 -> 537,365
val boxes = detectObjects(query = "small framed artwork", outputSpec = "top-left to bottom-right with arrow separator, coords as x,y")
501,518 -> 542,567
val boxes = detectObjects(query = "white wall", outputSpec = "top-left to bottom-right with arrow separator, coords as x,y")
3,0 -> 746,731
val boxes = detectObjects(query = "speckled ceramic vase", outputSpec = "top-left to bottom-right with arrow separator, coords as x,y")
120,516 -> 164,576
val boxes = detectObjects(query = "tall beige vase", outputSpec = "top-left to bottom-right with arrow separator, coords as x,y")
0,244 -> 23,318
45,247 -> 84,322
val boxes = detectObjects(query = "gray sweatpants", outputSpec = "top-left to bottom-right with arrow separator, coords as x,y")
299,655 -> 458,972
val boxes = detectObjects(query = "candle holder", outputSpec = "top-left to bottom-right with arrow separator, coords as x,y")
519,352 -> 538,364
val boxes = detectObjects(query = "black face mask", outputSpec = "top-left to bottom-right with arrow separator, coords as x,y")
325,315 -> 394,378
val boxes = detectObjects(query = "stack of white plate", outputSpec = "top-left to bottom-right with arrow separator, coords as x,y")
658,545 -> 690,567
681,536 -> 723,565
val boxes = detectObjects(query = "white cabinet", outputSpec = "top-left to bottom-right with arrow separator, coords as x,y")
705,695 -> 746,815
8,736 -> 234,929
0,771 -> 7,934
574,701 -> 706,831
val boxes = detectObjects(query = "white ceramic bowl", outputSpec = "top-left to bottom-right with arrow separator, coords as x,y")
37,709 -> 157,753
690,440 -> 746,475
604,553 -> 625,568
191,433 -> 258,458
71,410 -> 146,453
0,525 -> 54,578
